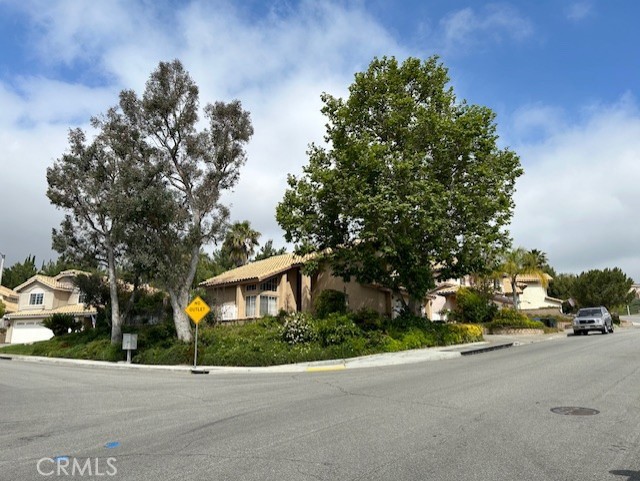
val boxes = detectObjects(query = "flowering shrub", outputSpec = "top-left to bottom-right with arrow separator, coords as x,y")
281,313 -> 315,345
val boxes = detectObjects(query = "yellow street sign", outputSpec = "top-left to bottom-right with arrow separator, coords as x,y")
185,296 -> 211,324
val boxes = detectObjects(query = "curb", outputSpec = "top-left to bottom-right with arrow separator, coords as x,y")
459,342 -> 515,356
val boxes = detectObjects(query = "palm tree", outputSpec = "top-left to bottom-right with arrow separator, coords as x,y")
528,249 -> 549,269
499,247 -> 549,310
222,221 -> 261,267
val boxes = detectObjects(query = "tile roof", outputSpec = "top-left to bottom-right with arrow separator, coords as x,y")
6,304 -> 97,320
200,253 -> 309,287
14,274 -> 76,292
502,278 -> 524,295
0,285 -> 18,300
430,283 -> 460,296
516,273 -> 553,283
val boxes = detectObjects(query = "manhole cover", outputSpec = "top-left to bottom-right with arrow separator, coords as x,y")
551,406 -> 600,416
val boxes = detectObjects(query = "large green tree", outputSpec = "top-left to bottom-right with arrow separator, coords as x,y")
277,56 -> 522,310
119,60 -> 253,342
254,240 -> 287,261
47,106 -> 152,344
1,255 -> 37,289
573,268 -> 634,310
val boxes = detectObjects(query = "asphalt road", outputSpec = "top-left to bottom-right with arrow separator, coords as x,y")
1,328 -> 640,481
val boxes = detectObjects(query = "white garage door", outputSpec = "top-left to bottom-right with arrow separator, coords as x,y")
10,321 -> 54,344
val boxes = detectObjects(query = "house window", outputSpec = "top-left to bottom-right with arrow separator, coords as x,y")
29,293 -> 44,305
260,277 -> 278,292
245,296 -> 256,317
259,296 -> 278,316
246,284 -> 257,292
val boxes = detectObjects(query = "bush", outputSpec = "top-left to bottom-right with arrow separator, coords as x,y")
449,287 -> 498,323
43,314 -> 82,336
281,312 -> 315,345
313,314 -> 361,346
313,289 -> 347,318
612,312 -> 621,325
487,309 -> 545,331
350,308 -> 384,330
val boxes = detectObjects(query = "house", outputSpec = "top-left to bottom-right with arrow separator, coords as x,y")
508,274 -> 563,311
0,285 -> 18,316
4,270 -> 97,344
200,253 -> 421,321
428,273 -> 561,320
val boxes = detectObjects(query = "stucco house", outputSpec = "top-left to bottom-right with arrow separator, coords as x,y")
0,285 -> 18,315
428,273 -> 562,320
507,274 -> 563,311
200,253 -> 425,321
4,270 -> 97,344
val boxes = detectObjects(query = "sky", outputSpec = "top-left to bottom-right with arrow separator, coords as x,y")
0,0 -> 639,281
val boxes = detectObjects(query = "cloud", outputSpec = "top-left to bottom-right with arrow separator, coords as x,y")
510,94 -> 640,280
0,0 -> 404,266
566,2 -> 593,22
439,4 -> 534,54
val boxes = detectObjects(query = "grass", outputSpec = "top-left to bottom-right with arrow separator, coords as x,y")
0,313 -> 483,367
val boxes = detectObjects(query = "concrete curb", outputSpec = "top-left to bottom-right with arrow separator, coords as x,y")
0,332 -> 573,374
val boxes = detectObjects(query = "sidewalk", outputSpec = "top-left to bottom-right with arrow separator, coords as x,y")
0,331 -> 571,374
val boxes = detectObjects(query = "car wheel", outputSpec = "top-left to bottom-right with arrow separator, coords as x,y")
601,326 -> 607,335
609,323 -> 614,333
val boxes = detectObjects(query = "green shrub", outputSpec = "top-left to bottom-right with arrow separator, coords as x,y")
449,287 -> 497,323
281,312 -> 315,345
487,309 -> 545,331
313,289 -> 347,318
612,312 -> 621,325
350,308 -> 384,330
313,314 -> 361,346
43,314 -> 82,336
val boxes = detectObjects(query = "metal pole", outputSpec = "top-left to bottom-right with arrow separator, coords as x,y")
193,322 -> 199,369
0,252 -> 5,286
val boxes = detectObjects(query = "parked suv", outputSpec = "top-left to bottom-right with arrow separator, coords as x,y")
573,306 -> 613,335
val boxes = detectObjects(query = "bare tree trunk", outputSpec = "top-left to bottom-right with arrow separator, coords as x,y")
511,277 -> 518,310
106,241 -> 122,345
167,243 -> 201,343
169,289 -> 193,343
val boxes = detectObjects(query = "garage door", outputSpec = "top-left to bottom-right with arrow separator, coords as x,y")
10,321 -> 54,344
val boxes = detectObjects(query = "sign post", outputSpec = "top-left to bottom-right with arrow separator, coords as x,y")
185,296 -> 211,374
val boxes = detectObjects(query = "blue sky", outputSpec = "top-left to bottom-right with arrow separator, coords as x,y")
1,0 -> 639,281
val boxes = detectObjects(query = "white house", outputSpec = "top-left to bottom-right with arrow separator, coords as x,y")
4,270 -> 97,344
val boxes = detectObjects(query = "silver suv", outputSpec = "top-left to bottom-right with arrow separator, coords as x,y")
573,306 -> 613,335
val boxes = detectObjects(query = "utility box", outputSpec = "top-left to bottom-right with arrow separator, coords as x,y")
122,333 -> 138,350
122,333 -> 138,363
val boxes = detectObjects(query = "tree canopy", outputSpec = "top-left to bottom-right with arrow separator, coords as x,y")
47,59 -> 253,343
277,56 -> 522,309
498,247 -> 549,310
1,255 -> 37,289
572,268 -> 634,310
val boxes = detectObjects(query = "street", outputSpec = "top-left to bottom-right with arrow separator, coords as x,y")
1,328 -> 640,481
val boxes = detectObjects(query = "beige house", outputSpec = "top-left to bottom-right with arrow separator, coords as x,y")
1,285 -> 18,316
4,270 -> 97,344
507,274 -> 562,311
200,254 -> 418,321
428,273 -> 562,321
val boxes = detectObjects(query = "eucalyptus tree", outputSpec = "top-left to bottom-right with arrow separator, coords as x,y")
277,56 -> 522,312
47,107 -> 151,343
119,60 -> 253,342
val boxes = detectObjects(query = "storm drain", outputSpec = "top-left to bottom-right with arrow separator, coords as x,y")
551,407 -> 600,416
